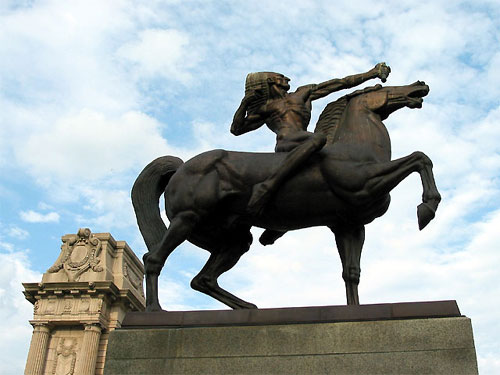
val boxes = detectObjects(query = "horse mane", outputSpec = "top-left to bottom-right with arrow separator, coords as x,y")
314,84 -> 383,144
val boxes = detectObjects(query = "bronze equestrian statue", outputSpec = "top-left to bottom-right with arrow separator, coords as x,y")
132,66 -> 440,312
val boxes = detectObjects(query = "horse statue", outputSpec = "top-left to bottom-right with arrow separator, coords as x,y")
132,81 -> 441,312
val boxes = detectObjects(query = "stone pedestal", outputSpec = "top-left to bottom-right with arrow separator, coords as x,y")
104,301 -> 478,375
23,228 -> 145,375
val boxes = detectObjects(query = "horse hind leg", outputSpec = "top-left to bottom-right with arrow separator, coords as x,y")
143,211 -> 199,312
332,225 -> 365,305
191,228 -> 257,309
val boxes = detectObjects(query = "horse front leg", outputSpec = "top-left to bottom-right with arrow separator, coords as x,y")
359,151 -> 441,230
331,225 -> 365,305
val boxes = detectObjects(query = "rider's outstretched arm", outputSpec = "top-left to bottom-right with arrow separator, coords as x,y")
231,97 -> 265,135
309,62 -> 391,101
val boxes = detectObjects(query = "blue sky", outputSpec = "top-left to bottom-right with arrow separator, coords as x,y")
1,0 -> 499,373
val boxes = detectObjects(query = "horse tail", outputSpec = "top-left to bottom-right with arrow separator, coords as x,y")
131,156 -> 184,251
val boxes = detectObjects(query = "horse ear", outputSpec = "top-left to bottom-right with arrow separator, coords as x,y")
365,91 -> 388,110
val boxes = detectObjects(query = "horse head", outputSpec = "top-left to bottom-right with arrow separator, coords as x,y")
355,81 -> 430,120
315,82 -> 429,144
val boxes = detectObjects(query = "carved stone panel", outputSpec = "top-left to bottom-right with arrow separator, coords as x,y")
51,337 -> 78,375
123,262 -> 145,297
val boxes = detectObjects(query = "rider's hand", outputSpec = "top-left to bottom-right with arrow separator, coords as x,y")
374,62 -> 391,83
242,89 -> 262,104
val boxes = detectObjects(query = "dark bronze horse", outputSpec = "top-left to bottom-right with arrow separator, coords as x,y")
132,82 -> 440,311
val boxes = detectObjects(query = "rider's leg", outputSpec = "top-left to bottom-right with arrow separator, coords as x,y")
247,132 -> 326,215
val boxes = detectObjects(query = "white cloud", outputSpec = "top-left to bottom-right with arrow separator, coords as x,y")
20,210 -> 60,223
7,226 -> 29,240
37,202 -> 54,210
0,241 -> 14,252
77,188 -> 136,232
16,109 -> 172,185
117,28 -> 199,84
0,250 -> 41,374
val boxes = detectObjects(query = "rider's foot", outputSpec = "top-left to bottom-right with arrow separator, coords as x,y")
247,181 -> 273,216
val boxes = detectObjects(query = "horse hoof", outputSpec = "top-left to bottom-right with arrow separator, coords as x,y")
145,303 -> 164,312
235,301 -> 258,309
417,202 -> 436,230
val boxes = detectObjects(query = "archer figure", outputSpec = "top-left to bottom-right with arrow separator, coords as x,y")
231,63 -> 391,243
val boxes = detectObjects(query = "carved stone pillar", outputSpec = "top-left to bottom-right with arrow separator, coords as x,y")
24,323 -> 51,375
23,228 -> 145,375
76,324 -> 102,374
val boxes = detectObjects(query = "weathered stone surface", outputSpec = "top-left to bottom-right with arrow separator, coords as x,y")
23,229 -> 145,375
104,314 -> 478,374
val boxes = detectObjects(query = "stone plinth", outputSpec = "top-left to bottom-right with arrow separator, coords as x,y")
23,228 -> 145,375
104,301 -> 478,375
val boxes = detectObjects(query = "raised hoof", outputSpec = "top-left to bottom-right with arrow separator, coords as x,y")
417,202 -> 436,230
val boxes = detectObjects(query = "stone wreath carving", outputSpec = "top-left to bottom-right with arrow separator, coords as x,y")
48,228 -> 103,282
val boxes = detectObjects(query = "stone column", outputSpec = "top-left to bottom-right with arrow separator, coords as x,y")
76,323 -> 102,375
23,229 -> 145,375
24,323 -> 51,375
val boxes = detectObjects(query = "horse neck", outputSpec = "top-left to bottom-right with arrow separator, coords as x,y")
332,98 -> 392,162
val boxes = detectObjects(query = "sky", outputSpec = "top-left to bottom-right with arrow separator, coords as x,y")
0,0 -> 499,373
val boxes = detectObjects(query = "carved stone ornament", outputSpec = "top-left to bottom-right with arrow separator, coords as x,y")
33,300 -> 40,315
48,228 -> 103,282
123,262 -> 144,297
51,337 -> 77,375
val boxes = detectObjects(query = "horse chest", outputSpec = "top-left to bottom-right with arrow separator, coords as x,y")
335,116 -> 391,162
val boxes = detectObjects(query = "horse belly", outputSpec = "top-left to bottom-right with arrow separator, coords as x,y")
253,165 -> 347,230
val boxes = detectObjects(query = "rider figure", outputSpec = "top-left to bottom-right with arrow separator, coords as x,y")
231,63 -> 391,221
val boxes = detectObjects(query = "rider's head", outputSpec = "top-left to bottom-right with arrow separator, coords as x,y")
268,73 -> 290,92
245,72 -> 289,113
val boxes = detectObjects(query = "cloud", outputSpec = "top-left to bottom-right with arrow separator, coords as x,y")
20,210 -> 60,223
0,250 -> 41,374
15,109 -> 172,186
0,241 -> 14,252
117,28 -> 200,84
7,226 -> 29,240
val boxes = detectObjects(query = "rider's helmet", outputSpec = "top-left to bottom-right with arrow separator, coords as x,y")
245,72 -> 283,114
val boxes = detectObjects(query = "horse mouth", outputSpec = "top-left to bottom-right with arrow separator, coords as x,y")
407,96 -> 423,108
406,88 -> 428,108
